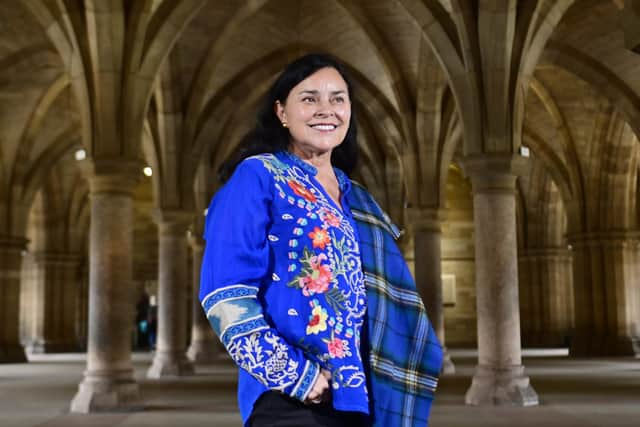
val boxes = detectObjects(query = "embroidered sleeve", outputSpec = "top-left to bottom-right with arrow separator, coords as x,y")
199,159 -> 319,400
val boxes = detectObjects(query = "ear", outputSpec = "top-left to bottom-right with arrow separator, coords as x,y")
274,100 -> 286,123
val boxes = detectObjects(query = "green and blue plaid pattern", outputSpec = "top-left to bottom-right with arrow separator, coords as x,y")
347,182 -> 443,427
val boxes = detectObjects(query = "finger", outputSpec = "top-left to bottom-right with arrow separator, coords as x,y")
321,369 -> 332,380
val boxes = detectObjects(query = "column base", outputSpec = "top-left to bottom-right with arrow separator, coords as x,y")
0,343 -> 27,363
70,369 -> 142,413
570,334 -> 640,357
187,339 -> 223,364
441,350 -> 456,374
147,350 -> 195,378
465,364 -> 538,406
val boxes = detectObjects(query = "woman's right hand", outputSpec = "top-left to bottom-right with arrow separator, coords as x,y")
305,369 -> 332,404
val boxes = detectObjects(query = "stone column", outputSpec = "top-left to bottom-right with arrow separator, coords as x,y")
25,252 -> 81,353
569,233 -> 640,356
463,155 -> 538,406
518,248 -> 573,348
545,249 -> 574,347
408,207 -> 455,374
186,234 -> 223,363
147,211 -> 194,377
517,255 -> 535,347
70,161 -> 141,412
0,236 -> 28,362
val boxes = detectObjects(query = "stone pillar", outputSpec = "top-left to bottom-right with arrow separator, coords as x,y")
186,234 -> 223,363
408,207 -> 455,374
0,236 -> 28,363
25,252 -> 81,353
463,155 -> 538,406
517,255 -> 536,347
70,161 -> 141,412
569,233 -> 640,356
518,248 -> 573,348
546,249 -> 574,347
147,211 -> 194,377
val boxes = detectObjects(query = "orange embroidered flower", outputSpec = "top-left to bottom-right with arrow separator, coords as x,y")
308,227 -> 330,250
288,180 -> 317,203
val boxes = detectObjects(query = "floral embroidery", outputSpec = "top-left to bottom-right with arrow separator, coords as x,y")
252,153 -> 367,396
325,335 -> 350,359
306,304 -> 328,335
321,209 -> 341,228
289,249 -> 332,296
228,330 -> 300,386
308,226 -> 331,249
288,180 -> 317,203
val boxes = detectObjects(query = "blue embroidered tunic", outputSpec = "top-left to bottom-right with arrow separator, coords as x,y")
199,151 -> 369,425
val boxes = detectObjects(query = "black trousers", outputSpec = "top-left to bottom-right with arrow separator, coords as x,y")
248,391 -> 369,427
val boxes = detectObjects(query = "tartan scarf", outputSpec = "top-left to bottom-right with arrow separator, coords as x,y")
346,182 -> 443,427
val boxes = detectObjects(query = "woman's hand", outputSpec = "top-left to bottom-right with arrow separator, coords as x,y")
305,369 -> 332,404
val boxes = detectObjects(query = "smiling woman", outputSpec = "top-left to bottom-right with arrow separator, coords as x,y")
199,53 -> 443,427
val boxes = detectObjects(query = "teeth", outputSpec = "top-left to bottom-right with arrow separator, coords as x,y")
311,124 -> 336,131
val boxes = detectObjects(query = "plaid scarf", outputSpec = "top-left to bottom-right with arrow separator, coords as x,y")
346,182 -> 443,427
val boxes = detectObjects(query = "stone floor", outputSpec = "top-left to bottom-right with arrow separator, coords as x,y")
0,349 -> 639,427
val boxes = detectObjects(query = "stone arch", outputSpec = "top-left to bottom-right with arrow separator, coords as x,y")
596,111 -> 639,230
336,0 -> 418,146
542,42 -> 640,140
18,128 -> 82,235
522,129 -> 574,211
528,75 -> 585,230
24,0 -> 206,158
141,119 -> 162,207
11,75 -> 71,190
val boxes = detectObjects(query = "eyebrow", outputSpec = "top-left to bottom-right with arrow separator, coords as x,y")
297,90 -> 347,96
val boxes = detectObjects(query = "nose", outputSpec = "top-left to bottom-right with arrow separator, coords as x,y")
314,99 -> 335,117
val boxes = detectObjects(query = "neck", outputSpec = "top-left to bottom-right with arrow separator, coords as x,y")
289,144 -> 333,173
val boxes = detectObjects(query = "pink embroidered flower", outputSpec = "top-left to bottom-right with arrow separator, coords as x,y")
327,337 -> 346,358
321,209 -> 341,227
299,253 -> 332,296
288,180 -> 317,203
308,227 -> 330,250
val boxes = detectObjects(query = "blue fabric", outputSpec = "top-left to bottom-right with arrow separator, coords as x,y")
347,183 -> 443,427
199,152 -> 369,426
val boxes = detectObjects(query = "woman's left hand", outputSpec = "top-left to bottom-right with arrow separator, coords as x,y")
306,369 -> 332,404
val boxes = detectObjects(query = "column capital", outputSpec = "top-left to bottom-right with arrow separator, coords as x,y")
461,153 -> 528,194
153,209 -> 193,235
406,206 -> 445,232
78,157 -> 143,196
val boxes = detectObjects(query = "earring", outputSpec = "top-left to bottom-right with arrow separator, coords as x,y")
281,121 -> 288,128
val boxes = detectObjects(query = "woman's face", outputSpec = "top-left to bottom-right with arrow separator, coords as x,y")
275,67 -> 351,156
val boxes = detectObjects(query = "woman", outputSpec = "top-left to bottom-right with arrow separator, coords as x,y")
199,54 -> 443,427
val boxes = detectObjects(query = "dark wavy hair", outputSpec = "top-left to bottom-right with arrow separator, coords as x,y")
218,53 -> 359,183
